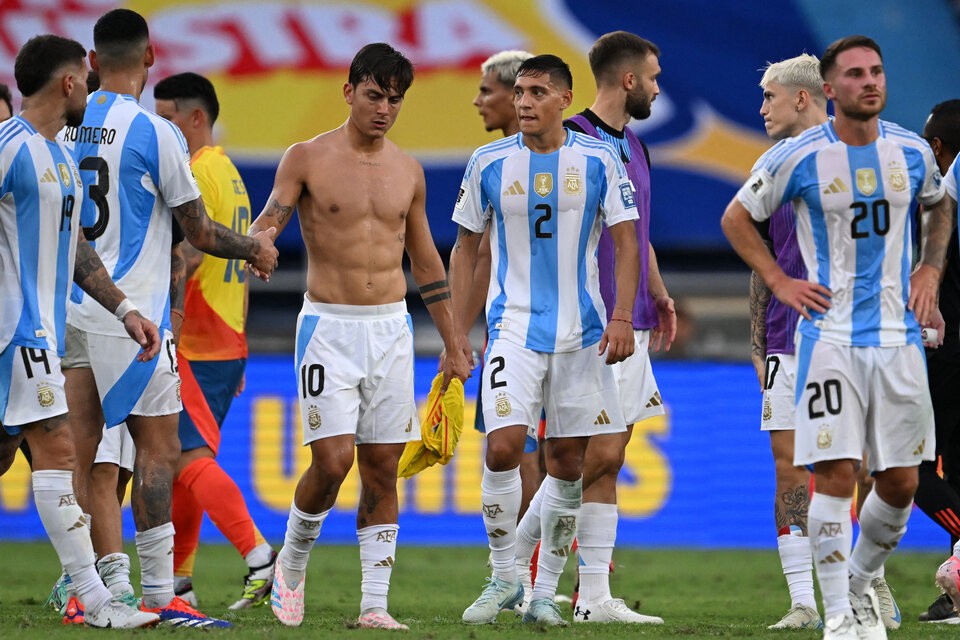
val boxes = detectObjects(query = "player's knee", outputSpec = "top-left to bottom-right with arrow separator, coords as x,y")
584,444 -> 624,480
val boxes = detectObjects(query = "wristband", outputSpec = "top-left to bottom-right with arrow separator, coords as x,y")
114,298 -> 138,321
171,309 -> 184,320
609,318 -> 632,324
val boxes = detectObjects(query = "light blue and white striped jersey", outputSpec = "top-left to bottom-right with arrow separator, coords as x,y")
453,130 -> 639,353
63,91 -> 200,337
0,117 -> 83,356
737,120 -> 944,347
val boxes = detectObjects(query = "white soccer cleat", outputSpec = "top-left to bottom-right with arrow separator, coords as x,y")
84,596 -> 159,629
871,577 -> 900,629
767,603 -> 822,629
358,608 -> 409,630
522,597 -> 568,626
823,614 -> 859,640
936,555 -> 960,614
462,577 -> 523,624
270,554 -> 305,627
573,597 -> 663,624
849,588 -> 886,640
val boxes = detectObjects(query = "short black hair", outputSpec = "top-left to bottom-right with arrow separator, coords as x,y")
0,83 -> 11,115
154,72 -> 220,124
14,35 -> 87,98
348,43 -> 414,97
589,31 -> 660,85
517,54 -> 573,91
925,100 -> 960,158
820,35 -> 882,79
93,8 -> 149,67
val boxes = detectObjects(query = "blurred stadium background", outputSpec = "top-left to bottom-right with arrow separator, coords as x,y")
1,0 -> 959,550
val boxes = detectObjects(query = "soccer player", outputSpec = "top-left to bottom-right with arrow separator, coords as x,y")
0,83 -> 12,120
250,43 -> 470,629
508,32 -> 673,624
62,8 -> 278,627
468,49 -> 546,516
926,102 -> 960,620
722,35 -> 952,640
449,54 -> 641,627
1,33 -> 160,629
746,54 -> 828,630
153,71 -> 277,610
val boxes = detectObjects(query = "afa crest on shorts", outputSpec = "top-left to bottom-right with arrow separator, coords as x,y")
307,405 -> 322,429
36,383 -> 55,408
494,392 -> 512,418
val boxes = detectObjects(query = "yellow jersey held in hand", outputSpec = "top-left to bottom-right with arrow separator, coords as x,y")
398,374 -> 464,478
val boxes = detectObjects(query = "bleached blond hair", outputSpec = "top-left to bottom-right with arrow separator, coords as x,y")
481,50 -> 534,86
760,53 -> 826,105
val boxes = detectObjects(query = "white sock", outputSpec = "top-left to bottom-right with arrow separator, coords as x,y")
136,522 -> 175,609
577,502 -> 616,604
849,492 -> 910,595
281,504 -> 329,588
245,542 -> 274,569
809,492 -> 853,621
97,552 -> 133,597
358,524 -> 398,613
481,465 -> 522,583
531,475 -> 581,601
32,470 -> 111,615
514,482 -> 544,581
777,528 -> 816,609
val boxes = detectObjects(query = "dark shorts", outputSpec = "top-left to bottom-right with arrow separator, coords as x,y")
177,356 -> 246,454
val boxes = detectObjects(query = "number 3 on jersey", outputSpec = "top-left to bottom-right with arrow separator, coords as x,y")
79,156 -> 110,240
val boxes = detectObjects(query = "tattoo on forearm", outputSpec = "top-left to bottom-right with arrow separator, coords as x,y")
170,245 -> 186,311
174,198 -> 258,261
269,199 -> 293,226
419,279 -> 451,306
749,271 -> 771,361
74,237 -> 124,311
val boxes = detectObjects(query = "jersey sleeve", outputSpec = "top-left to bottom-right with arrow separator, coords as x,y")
945,156 -> 959,202
736,163 -> 793,223
154,120 -> 201,209
918,146 -> 947,206
600,150 -> 640,226
451,150 -> 489,233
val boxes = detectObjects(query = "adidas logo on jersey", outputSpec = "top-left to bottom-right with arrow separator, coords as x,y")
39,168 -> 58,184
502,180 -> 525,196
822,177 -> 849,194
594,409 -> 612,425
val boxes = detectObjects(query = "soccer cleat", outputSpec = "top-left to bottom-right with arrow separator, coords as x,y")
85,596 -> 159,629
823,614 -> 859,640
936,555 -> 960,614
358,608 -> 409,630
513,557 -> 533,616
142,596 -> 232,628
230,550 -> 277,610
44,573 -> 69,614
522,597 -> 568,626
919,592 -> 960,623
871,577 -> 900,629
174,577 -> 198,608
849,588 -> 886,640
462,577 -> 523,624
573,597 -> 663,624
767,603 -> 822,629
271,555 -> 305,627
62,595 -> 85,625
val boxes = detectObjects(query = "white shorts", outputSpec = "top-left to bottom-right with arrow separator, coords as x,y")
794,336 -> 934,472
611,330 -> 665,424
63,324 -> 182,427
0,344 -> 68,431
480,338 -> 626,439
760,353 -> 797,431
94,422 -> 134,471
295,299 -> 418,445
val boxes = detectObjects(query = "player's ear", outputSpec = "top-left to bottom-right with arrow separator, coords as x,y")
560,89 -> 573,110
144,43 -> 155,69
88,50 -> 99,73
343,82 -> 354,105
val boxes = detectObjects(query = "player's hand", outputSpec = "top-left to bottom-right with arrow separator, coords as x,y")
650,295 -> 676,352
909,263 -> 940,327
598,319 -> 635,365
122,312 -> 161,361
440,341 -> 471,393
922,306 -> 945,349
769,275 -> 831,320
752,353 -> 765,392
248,227 -> 279,281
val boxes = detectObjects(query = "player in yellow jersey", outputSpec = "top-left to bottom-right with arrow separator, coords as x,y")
154,72 -> 277,610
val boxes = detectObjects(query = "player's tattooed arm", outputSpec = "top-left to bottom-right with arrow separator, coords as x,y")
419,279 -> 451,306
919,194 -> 955,273
173,196 -> 279,277
749,271 -> 771,386
262,199 -> 294,227
73,234 -> 128,314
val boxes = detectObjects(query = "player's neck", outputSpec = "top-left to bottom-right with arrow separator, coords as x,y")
187,131 -> 214,157
343,119 -> 386,152
786,112 -> 829,138
97,73 -> 144,100
521,126 -> 567,154
19,98 -> 65,141
832,113 -> 880,146
589,94 -> 629,131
